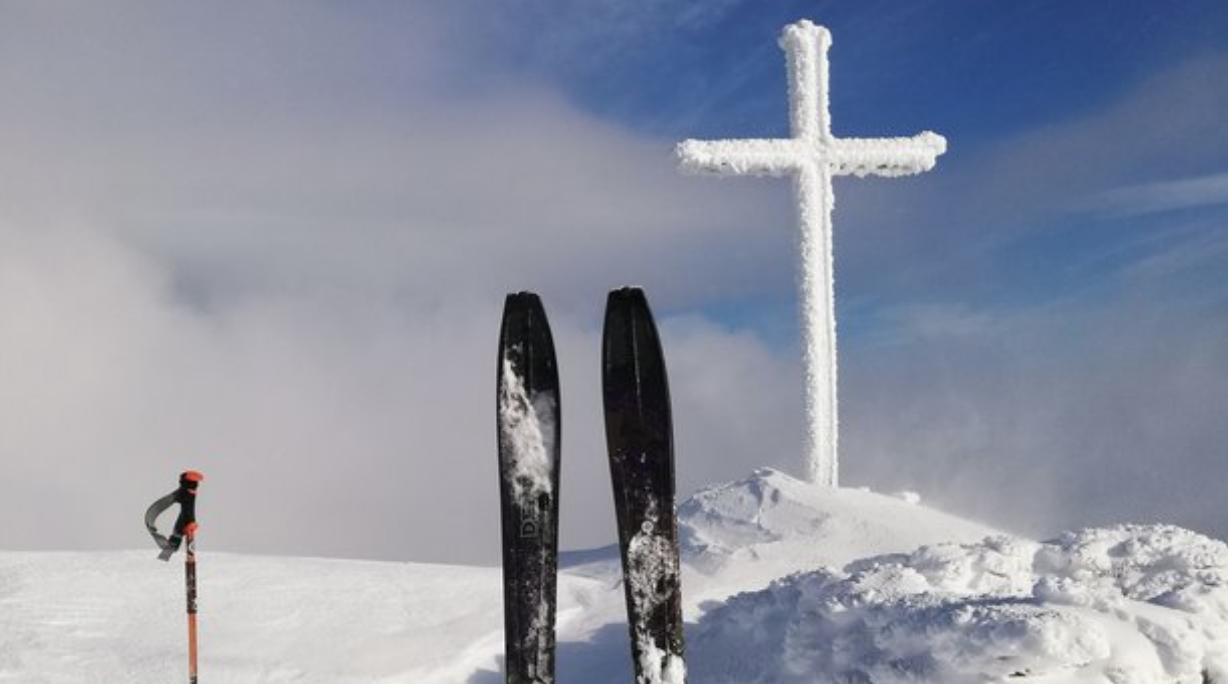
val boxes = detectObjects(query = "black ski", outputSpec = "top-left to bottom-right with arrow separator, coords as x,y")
601,287 -> 687,684
497,292 -> 562,684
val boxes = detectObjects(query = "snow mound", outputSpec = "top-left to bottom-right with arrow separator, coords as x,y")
677,468 -> 996,597
689,524 -> 1228,684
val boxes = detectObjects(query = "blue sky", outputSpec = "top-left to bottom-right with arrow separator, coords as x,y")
1,1 -> 1226,563
483,0 -> 1228,336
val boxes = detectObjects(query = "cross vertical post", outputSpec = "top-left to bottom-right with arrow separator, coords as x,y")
677,21 -> 946,487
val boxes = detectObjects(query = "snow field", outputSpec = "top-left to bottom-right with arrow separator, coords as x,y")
4,469 -> 1227,683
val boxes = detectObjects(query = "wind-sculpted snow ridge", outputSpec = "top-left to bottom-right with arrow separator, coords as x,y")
689,524 -> 1228,684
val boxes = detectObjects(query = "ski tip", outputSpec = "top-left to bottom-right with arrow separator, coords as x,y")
503,291 -> 542,309
500,292 -> 551,331
498,291 -> 558,390
604,287 -> 657,326
500,292 -> 547,336
602,286 -> 667,391
605,287 -> 652,321
607,285 -> 645,302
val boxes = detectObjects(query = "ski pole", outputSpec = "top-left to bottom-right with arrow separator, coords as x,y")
185,519 -> 199,684
145,470 -> 205,683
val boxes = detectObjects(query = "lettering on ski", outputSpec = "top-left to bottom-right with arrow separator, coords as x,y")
602,287 -> 687,684
497,292 -> 562,684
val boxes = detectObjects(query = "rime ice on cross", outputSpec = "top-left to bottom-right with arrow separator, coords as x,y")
677,20 -> 946,487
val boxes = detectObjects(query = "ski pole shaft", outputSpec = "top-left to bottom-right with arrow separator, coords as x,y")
185,523 -> 199,683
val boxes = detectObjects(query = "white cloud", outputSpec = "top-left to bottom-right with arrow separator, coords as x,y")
463,0 -> 749,69
0,221 -> 805,561
0,1 -> 793,310
0,2 -> 803,562
875,303 -> 1003,343
1087,172 -> 1228,218
4,2 -> 1228,565
841,297 -> 1228,540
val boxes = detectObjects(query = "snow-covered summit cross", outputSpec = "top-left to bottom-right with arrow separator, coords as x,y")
677,20 -> 946,488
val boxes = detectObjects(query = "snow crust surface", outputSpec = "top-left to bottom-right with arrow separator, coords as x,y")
625,500 -> 686,684
498,356 -> 557,501
691,524 -> 1228,684
3,469 -> 1226,683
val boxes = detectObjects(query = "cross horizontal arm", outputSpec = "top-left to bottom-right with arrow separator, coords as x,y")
828,132 -> 947,177
677,139 -> 809,177
677,131 -> 946,179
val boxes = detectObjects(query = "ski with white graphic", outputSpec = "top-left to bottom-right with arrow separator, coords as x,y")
601,287 -> 687,684
497,292 -> 562,684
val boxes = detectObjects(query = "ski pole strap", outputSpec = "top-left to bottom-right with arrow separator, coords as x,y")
145,471 -> 203,561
